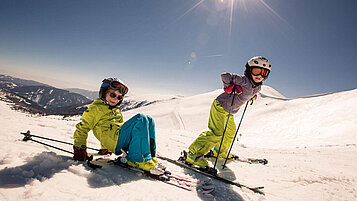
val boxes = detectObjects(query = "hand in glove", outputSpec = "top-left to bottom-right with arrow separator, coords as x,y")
224,84 -> 242,94
73,145 -> 88,161
98,149 -> 111,155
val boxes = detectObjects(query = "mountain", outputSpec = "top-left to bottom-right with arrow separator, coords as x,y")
0,74 -> 92,115
123,86 -> 357,148
119,94 -> 180,112
65,88 -> 98,100
0,74 -> 49,87
0,74 -> 178,115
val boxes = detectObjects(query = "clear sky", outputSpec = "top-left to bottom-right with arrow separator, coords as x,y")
0,0 -> 356,97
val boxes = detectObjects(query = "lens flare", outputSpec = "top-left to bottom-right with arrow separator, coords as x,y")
170,0 -> 289,60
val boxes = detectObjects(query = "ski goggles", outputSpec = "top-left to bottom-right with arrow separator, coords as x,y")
109,92 -> 123,100
250,67 -> 270,78
108,81 -> 128,95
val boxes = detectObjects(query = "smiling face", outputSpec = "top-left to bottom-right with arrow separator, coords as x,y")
105,89 -> 123,107
251,74 -> 265,83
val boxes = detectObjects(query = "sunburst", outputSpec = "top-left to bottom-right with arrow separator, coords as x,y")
173,0 -> 290,60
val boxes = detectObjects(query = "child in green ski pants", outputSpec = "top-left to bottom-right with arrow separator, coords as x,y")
186,56 -> 272,168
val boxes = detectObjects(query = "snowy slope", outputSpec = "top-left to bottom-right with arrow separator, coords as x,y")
124,86 -> 357,149
0,86 -> 356,201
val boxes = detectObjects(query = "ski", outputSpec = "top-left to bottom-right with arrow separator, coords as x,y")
204,150 -> 268,165
157,152 -> 265,195
87,156 -> 215,194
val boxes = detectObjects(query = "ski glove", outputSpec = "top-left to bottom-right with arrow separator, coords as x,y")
98,149 -> 111,155
224,84 -> 243,94
73,145 -> 88,161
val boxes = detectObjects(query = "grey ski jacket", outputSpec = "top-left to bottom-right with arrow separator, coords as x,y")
215,72 -> 261,114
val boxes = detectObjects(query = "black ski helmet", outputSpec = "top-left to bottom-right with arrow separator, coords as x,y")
99,78 -> 128,106
244,56 -> 271,86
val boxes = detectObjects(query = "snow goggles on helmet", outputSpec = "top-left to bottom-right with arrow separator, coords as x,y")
109,92 -> 123,100
102,80 -> 128,95
250,67 -> 270,78
109,81 -> 128,94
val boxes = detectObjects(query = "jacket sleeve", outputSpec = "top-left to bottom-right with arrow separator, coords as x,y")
221,72 -> 244,88
73,106 -> 100,148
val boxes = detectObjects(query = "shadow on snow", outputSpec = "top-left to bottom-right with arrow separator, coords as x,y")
179,158 -> 245,201
0,152 -> 245,201
0,152 -> 74,188
0,151 -> 140,189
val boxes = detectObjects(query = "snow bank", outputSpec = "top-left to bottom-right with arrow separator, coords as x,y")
0,86 -> 356,201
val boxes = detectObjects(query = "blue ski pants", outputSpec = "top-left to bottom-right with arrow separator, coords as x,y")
115,113 -> 156,162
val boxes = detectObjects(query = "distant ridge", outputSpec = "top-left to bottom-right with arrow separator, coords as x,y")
0,74 -> 91,115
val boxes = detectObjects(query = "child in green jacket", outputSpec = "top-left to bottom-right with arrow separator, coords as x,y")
186,56 -> 271,168
73,78 -> 162,174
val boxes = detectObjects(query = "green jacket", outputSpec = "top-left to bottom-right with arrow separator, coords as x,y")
73,99 -> 124,153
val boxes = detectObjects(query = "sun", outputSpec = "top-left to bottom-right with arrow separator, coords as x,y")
171,0 -> 290,55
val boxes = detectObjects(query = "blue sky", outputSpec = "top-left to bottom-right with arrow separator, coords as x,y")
0,0 -> 356,97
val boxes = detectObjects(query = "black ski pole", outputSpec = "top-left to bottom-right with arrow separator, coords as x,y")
20,130 -> 100,152
22,135 -> 74,155
222,100 -> 250,169
21,131 -> 102,169
213,89 -> 237,170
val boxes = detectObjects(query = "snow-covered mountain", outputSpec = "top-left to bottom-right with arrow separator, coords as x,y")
65,88 -> 99,100
0,85 -> 356,201
120,93 -> 180,112
0,74 -> 92,115
1,74 -> 179,115
0,74 -> 49,88
123,86 -> 357,149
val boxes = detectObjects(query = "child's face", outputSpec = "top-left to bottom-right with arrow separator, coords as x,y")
251,74 -> 265,83
105,89 -> 123,107
250,67 -> 269,83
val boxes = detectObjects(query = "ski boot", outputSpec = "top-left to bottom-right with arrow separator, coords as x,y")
152,157 -> 166,170
212,147 -> 233,159
185,150 -> 209,168
127,159 -> 164,175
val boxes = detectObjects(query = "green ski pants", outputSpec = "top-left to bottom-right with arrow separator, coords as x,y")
188,100 -> 236,156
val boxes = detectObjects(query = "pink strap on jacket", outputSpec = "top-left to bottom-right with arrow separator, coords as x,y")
224,84 -> 243,94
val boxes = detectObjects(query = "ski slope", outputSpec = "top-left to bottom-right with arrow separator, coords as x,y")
0,86 -> 356,201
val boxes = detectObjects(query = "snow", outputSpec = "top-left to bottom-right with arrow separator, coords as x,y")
0,85 -> 356,201
32,94 -> 42,104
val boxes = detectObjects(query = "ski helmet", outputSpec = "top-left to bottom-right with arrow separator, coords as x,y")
246,56 -> 271,71
244,56 -> 271,85
99,78 -> 128,105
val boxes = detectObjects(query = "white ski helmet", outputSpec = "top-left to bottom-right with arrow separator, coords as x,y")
99,77 -> 128,106
246,56 -> 271,71
244,56 -> 271,85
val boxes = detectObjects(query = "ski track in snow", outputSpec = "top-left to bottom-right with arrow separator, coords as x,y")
0,86 -> 357,201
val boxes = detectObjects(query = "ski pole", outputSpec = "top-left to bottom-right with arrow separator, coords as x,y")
222,100 -> 250,169
21,131 -> 103,168
213,89 -> 236,170
20,130 -> 100,151
22,134 -> 74,155
22,132 -> 103,169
